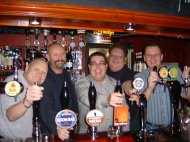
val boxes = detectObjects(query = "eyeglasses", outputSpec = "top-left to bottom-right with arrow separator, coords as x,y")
145,53 -> 161,59
109,55 -> 124,60
90,61 -> 106,67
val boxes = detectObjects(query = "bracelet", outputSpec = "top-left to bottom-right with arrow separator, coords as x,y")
23,96 -> 31,108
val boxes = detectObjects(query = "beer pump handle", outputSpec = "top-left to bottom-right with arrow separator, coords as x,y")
88,82 -> 97,110
138,94 -> 147,139
153,66 -> 157,72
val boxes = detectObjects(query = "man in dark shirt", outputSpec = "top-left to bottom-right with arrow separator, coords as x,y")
107,44 -> 140,134
39,43 -> 78,141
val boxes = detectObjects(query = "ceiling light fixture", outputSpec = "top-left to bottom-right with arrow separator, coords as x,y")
29,17 -> 41,25
124,23 -> 135,31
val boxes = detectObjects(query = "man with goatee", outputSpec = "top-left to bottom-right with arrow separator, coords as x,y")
39,43 -> 78,141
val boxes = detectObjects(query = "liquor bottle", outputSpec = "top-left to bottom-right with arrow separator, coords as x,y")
61,30 -> 66,47
3,46 -> 9,70
138,52 -> 146,72
7,48 -> 13,70
34,30 -> 40,58
66,47 -> 73,70
72,51 -> 78,70
60,81 -> 69,110
88,81 -> 97,110
133,53 -> 137,72
24,30 -> 30,49
70,30 -> 76,59
77,48 -> 82,70
77,30 -> 86,49
52,33 -> 57,43
43,30 -> 48,49
24,48 -> 31,68
70,31 -> 76,50
30,49 -> 37,61
114,80 -> 122,94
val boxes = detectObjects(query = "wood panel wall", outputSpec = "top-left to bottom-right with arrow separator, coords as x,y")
119,36 -> 190,69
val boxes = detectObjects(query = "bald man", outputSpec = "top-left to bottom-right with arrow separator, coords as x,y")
0,58 -> 48,140
39,43 -> 78,141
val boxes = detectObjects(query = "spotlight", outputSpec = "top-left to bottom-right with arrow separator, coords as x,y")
124,23 -> 135,31
29,17 -> 41,25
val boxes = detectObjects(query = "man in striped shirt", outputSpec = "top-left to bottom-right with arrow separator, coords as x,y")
133,43 -> 190,131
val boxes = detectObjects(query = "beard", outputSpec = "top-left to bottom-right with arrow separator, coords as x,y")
54,60 -> 66,69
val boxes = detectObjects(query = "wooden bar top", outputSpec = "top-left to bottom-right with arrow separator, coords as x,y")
25,131 -> 188,142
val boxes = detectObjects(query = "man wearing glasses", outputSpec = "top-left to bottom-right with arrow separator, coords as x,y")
132,43 -> 190,131
75,51 -> 130,133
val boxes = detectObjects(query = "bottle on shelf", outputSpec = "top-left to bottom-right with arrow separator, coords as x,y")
7,47 -> 13,71
66,47 -> 73,70
24,48 -> 31,68
24,29 -> 30,49
24,30 -> 31,68
70,30 -> 76,50
88,81 -> 97,110
133,53 -> 137,72
3,46 -> 9,70
43,30 -> 48,49
77,48 -> 82,70
77,30 -> 86,49
134,52 -> 146,72
33,30 -> 40,59
52,33 -> 57,44
72,52 -> 78,70
61,30 -> 66,47
70,30 -> 76,60
60,81 -> 69,110
40,30 -> 48,60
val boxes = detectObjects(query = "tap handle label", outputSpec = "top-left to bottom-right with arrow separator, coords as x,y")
5,81 -> 21,97
86,109 -> 104,127
55,109 -> 77,129
158,66 -> 168,79
133,78 -> 144,90
169,67 -> 179,79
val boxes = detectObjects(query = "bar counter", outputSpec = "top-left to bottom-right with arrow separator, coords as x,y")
25,131 -> 188,142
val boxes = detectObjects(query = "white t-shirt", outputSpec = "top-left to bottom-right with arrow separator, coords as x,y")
0,70 -> 33,140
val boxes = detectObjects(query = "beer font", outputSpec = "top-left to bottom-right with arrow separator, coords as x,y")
88,81 -> 97,140
88,81 -> 97,110
60,81 -> 69,110
32,82 -> 41,142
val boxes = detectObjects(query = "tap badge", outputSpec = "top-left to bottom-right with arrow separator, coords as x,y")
55,109 -> 77,129
169,67 -> 178,79
133,78 -> 144,90
86,109 -> 104,127
5,81 -> 21,97
158,66 -> 168,79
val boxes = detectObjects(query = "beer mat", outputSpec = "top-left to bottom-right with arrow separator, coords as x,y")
114,106 -> 129,126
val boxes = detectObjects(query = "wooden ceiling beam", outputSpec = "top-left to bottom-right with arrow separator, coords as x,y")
0,1 -> 190,39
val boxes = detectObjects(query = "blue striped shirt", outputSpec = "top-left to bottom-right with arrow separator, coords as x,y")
135,67 -> 183,127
